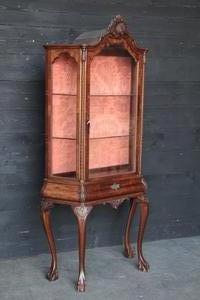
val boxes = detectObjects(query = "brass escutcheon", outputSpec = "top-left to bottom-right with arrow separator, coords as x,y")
110,183 -> 120,190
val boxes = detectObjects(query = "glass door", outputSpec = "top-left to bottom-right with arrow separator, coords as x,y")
89,47 -> 138,177
51,53 -> 78,178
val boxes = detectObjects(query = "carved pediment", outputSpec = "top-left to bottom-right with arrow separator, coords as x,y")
107,15 -> 128,36
74,15 -> 129,45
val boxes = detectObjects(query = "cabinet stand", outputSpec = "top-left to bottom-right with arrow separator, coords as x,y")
41,191 -> 149,292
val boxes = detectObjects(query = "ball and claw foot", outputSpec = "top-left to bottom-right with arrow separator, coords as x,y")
46,268 -> 59,281
124,246 -> 134,258
138,257 -> 150,272
77,271 -> 86,292
77,279 -> 86,292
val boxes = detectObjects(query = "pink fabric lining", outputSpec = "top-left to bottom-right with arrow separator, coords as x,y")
90,96 -> 130,138
89,55 -> 132,169
52,95 -> 76,139
52,138 -> 76,174
90,56 -> 132,95
51,53 -> 133,173
89,136 -> 129,169
51,55 -> 77,174
52,54 -> 77,95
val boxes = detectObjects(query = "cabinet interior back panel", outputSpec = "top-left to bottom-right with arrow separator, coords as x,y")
90,56 -> 132,95
90,95 -> 131,138
52,95 -> 76,139
52,54 -> 77,95
89,136 -> 129,169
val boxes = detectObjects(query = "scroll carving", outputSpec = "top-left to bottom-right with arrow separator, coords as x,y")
88,35 -> 140,63
110,198 -> 126,209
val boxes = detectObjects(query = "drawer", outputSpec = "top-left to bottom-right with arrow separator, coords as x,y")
85,175 -> 144,201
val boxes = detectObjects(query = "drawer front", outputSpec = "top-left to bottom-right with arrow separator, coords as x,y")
85,176 -> 144,201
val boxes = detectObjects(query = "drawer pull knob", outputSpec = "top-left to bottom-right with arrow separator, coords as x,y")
111,183 -> 120,190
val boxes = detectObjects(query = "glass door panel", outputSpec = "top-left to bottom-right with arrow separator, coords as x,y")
51,54 -> 77,177
89,48 -> 137,177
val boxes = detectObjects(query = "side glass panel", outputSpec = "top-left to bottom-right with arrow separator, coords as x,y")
89,47 -> 137,177
51,54 -> 77,177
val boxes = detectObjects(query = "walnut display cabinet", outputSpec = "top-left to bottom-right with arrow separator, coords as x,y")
41,15 -> 149,292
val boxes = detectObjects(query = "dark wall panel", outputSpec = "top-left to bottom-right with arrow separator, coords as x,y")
0,0 -> 200,258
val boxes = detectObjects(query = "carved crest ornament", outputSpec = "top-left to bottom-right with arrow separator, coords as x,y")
107,15 -> 128,36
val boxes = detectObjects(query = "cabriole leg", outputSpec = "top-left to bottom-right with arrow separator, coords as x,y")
137,194 -> 150,272
41,200 -> 58,281
72,204 -> 92,292
123,198 -> 137,258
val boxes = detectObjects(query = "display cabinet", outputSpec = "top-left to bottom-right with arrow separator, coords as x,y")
41,15 -> 149,292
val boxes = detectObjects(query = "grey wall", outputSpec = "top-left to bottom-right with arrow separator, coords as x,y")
0,0 -> 200,258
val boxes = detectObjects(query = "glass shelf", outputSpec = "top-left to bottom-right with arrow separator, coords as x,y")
90,94 -> 134,97
52,94 -> 134,97
52,137 -> 76,140
90,135 -> 130,140
52,93 -> 77,96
